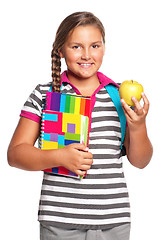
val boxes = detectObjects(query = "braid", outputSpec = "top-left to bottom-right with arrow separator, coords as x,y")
51,46 -> 61,92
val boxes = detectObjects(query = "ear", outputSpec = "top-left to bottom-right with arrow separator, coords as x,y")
58,48 -> 65,58
103,44 -> 106,55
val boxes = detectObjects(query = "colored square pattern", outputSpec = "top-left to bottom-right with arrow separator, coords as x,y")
45,92 -> 91,118
50,133 -> 58,142
40,92 -> 91,179
67,123 -> 75,133
41,110 -> 88,149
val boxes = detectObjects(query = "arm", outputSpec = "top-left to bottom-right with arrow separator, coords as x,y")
121,93 -> 153,169
7,117 -> 93,176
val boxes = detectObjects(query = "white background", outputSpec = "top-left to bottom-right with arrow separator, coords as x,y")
0,0 -> 159,239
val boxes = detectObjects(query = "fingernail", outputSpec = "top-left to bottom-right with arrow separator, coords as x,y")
85,147 -> 89,152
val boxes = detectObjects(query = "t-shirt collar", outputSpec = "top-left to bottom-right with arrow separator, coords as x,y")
61,71 -> 119,88
60,71 -> 119,96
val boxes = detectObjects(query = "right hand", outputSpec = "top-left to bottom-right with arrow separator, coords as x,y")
58,143 -> 93,176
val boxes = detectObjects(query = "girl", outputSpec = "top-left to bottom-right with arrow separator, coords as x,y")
8,12 -> 153,240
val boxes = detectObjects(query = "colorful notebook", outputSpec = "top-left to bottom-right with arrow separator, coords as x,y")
40,91 -> 91,178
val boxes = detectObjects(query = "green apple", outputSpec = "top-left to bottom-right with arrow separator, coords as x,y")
119,80 -> 144,106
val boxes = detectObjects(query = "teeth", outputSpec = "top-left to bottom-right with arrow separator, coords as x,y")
79,63 -> 92,66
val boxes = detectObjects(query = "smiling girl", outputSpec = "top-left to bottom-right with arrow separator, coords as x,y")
59,25 -> 105,96
7,12 -> 152,240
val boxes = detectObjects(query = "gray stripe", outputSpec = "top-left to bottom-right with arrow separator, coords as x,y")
39,210 -> 130,220
91,163 -> 122,169
93,106 -> 116,112
89,144 -> 120,150
30,93 -> 42,106
95,97 -> 112,102
41,190 -> 128,200
97,89 -> 108,94
24,101 -> 40,111
43,178 -> 127,189
39,200 -> 130,210
89,135 -> 120,141
41,89 -> 50,95
86,173 -> 124,179
91,126 -> 121,133
93,153 -> 121,159
39,82 -> 52,89
91,116 -> 119,122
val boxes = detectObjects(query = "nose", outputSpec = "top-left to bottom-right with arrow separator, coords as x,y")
81,48 -> 91,60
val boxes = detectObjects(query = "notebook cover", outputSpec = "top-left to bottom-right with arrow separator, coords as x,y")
40,92 -> 91,179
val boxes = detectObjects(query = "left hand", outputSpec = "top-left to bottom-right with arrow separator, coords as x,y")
120,92 -> 149,131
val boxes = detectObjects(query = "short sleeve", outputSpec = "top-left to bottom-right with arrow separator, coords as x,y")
20,84 -> 43,123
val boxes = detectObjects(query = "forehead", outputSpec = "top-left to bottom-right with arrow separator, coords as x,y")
66,25 -> 103,43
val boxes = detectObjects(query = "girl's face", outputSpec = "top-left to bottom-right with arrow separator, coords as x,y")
59,25 -> 105,81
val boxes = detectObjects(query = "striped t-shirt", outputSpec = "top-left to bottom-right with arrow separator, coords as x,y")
20,71 -> 130,230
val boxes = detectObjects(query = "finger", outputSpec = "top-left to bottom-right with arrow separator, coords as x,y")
79,158 -> 93,171
80,164 -> 92,171
76,169 -> 86,176
79,155 -> 93,167
86,157 -> 93,165
83,151 -> 93,159
120,99 -> 135,119
71,143 -> 89,152
131,97 -> 143,115
141,92 -> 149,114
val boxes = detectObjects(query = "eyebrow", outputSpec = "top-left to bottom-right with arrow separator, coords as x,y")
91,41 -> 103,44
69,41 -> 103,46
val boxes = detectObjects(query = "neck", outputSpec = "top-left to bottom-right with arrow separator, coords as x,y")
66,70 -> 100,96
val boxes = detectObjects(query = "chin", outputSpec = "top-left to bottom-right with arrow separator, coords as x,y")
68,67 -> 98,80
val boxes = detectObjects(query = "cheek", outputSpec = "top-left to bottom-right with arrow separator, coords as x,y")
93,51 -> 104,63
64,50 -> 81,63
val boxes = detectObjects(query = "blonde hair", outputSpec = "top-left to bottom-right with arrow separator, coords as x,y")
51,11 -> 105,92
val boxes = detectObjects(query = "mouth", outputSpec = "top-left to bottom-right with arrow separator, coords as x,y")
77,63 -> 94,68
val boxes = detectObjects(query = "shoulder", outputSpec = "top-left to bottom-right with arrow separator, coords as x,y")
20,81 -> 52,121
29,82 -> 52,103
34,82 -> 52,96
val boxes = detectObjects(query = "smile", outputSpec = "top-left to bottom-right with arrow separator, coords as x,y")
78,63 -> 93,68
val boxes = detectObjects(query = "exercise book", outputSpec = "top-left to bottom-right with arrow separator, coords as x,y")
40,92 -> 91,179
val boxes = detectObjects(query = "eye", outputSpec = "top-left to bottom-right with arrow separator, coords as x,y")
72,45 -> 81,49
92,44 -> 99,48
